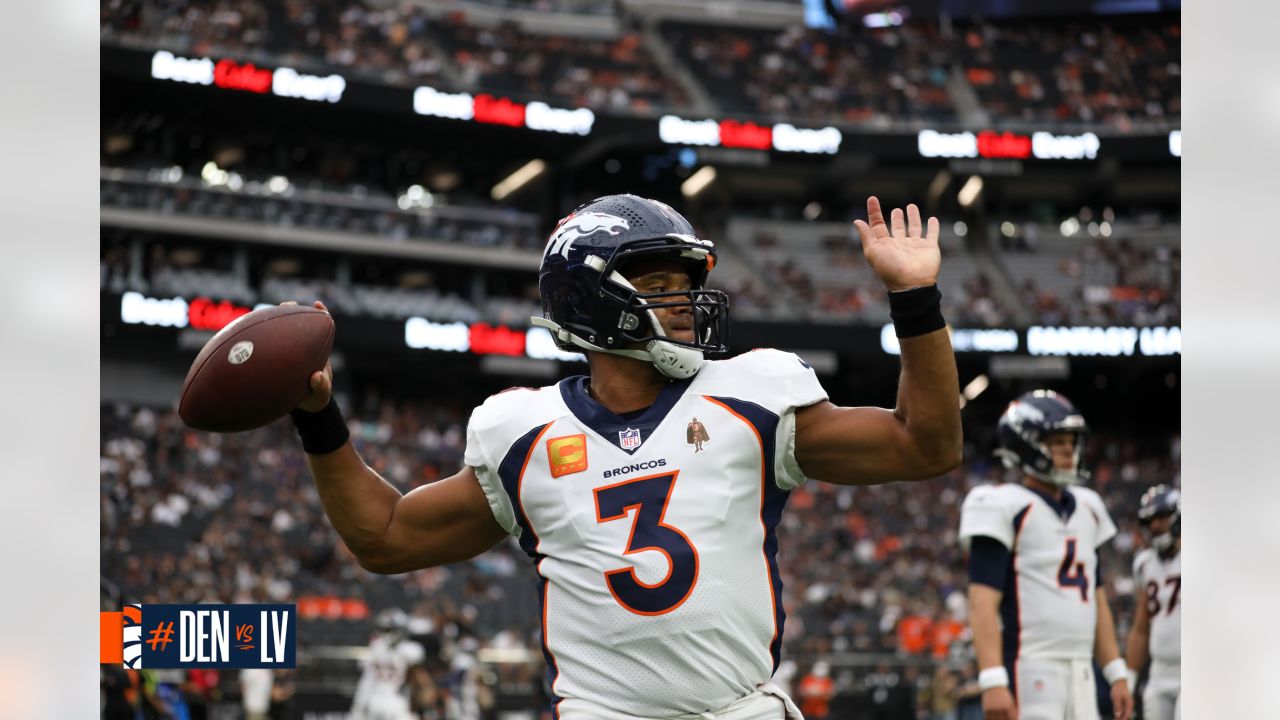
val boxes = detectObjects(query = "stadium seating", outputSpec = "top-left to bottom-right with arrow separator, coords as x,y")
101,1 -> 1179,129
661,21 -> 957,125
958,18 -> 1180,129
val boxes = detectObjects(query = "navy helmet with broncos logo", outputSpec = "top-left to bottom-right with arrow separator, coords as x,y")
1137,484 -> 1181,552
994,389 -> 1090,487
533,194 -> 729,379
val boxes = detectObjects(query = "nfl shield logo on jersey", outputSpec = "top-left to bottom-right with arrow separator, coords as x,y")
619,428 -> 642,451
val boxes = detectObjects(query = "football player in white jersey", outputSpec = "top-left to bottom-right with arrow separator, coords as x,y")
1124,486 -> 1181,720
287,194 -> 963,718
959,391 -> 1134,720
351,609 -> 427,720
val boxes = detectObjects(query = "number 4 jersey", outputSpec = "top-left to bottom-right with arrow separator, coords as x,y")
464,349 -> 827,715
959,482 -> 1118,662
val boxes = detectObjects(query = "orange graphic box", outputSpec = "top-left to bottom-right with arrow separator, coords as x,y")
547,434 -> 588,478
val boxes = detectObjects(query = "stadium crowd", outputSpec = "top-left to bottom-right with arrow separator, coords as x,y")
102,1 -> 1180,130
959,19 -> 1180,129
101,0 -> 449,85
661,21 -> 956,126
102,387 -> 1178,712
429,15 -> 688,114
101,0 -> 684,113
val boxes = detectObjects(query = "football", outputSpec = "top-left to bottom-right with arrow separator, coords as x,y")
178,305 -> 335,432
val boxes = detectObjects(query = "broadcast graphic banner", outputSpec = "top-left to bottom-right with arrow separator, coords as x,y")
101,604 -> 296,669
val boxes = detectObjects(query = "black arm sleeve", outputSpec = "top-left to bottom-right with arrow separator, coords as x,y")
967,535 -> 1011,589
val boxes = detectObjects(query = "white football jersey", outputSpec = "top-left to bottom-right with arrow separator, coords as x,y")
464,349 -> 827,715
959,482 -> 1117,663
352,634 -> 426,720
1133,547 -> 1181,667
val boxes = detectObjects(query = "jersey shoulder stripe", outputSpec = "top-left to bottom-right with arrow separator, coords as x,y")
693,349 -> 828,415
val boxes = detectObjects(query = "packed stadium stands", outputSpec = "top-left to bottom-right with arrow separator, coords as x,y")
958,18 -> 1180,129
428,16 -> 688,113
101,0 -> 1179,129
661,21 -> 956,125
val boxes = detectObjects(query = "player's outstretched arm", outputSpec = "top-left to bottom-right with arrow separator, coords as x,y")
304,442 -> 508,574
291,303 -> 508,574
794,198 -> 962,485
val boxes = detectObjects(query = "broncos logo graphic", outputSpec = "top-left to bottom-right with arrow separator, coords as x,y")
544,212 -> 629,259
122,604 -> 144,668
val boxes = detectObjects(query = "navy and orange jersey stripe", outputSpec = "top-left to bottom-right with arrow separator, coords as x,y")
496,422 -> 562,712
1002,503 -> 1033,698
705,395 -> 788,673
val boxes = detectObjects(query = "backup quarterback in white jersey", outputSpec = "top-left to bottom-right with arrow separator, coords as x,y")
351,610 -> 427,720
1125,486 -> 1181,720
961,390 -> 1133,720
289,195 -> 964,719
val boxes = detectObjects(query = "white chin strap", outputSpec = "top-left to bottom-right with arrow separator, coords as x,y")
995,449 -> 1079,487
1044,468 -> 1078,487
531,259 -> 704,380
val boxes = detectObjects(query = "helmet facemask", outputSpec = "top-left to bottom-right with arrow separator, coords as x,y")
1037,429 -> 1087,487
534,236 -> 730,379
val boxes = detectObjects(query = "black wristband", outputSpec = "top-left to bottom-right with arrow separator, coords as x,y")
887,284 -> 946,338
290,399 -> 350,455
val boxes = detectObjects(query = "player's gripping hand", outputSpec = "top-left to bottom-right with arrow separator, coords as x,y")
279,300 -> 335,411
1110,679 -> 1133,720
853,196 -> 941,292
981,686 -> 1018,720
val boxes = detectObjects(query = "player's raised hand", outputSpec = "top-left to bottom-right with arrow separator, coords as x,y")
981,685 -> 1018,720
281,300 -> 335,412
853,196 -> 941,292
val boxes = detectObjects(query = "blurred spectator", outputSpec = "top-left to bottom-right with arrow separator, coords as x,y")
797,661 -> 836,719
101,666 -> 138,720
239,668 -> 273,720
929,664 -> 960,720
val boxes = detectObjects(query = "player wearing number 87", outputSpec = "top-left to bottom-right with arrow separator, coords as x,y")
1125,486 -> 1181,720
959,390 -> 1134,720
289,195 -> 962,718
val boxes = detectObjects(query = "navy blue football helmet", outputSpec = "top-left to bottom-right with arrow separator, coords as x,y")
994,389 -> 1089,487
1138,484 -> 1181,552
532,194 -> 729,379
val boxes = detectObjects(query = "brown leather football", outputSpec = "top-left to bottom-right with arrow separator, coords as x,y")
178,305 -> 334,432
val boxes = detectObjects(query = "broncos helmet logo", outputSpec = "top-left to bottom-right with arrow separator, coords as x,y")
1002,400 -> 1045,439
545,212 -> 629,259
